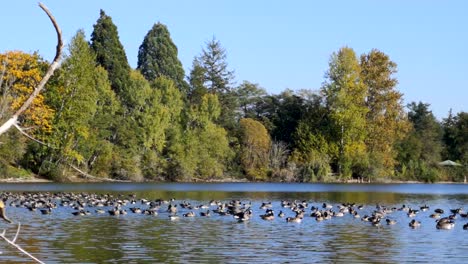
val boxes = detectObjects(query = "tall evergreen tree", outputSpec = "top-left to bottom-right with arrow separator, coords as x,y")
90,10 -> 131,98
190,38 -> 237,130
137,23 -> 187,92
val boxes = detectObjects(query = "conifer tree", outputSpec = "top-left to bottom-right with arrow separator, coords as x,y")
90,10 -> 131,98
137,23 -> 187,92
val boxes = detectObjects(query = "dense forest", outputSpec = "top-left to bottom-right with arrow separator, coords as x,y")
0,10 -> 466,182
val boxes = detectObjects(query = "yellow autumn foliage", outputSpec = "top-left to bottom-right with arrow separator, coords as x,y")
0,51 -> 54,133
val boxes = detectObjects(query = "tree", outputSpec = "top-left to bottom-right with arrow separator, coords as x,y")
166,94 -> 232,181
137,23 -> 187,92
190,38 -> 237,130
239,118 -> 271,180
90,10 -> 131,98
235,81 -> 267,119
321,47 -> 368,177
396,102 -> 442,182
0,51 -> 54,134
41,30 -> 100,179
86,66 -> 120,178
360,49 -> 409,178
442,111 -> 467,163
290,92 -> 335,181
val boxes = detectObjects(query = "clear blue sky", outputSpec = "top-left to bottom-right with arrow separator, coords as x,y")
1,1 -> 466,119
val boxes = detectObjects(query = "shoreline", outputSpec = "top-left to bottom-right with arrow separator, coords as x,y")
0,176 -> 465,184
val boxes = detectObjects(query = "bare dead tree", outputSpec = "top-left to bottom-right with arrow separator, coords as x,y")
0,3 -> 62,263
0,2 -> 63,136
1,224 -> 45,264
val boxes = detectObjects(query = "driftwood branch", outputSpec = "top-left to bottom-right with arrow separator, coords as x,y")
69,164 -> 130,182
0,3 -> 60,264
0,223 -> 45,264
0,2 -> 63,136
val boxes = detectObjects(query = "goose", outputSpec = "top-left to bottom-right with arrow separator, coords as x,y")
278,210 -> 285,218
436,218 -> 455,230
260,210 -> 275,221
286,216 -> 302,223
200,210 -> 211,217
183,211 -> 195,217
409,219 -> 421,228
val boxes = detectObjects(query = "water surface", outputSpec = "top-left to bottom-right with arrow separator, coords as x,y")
0,183 -> 467,263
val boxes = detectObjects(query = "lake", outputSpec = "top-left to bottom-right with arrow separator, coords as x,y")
0,183 -> 467,263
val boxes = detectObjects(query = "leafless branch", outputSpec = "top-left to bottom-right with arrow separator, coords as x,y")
0,223 -> 45,264
0,2 -> 63,136
14,124 -> 51,147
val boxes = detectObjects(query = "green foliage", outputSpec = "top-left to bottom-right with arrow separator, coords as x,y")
91,10 -> 131,97
322,47 -> 368,178
290,121 -> 334,182
360,49 -> 409,178
239,118 -> 271,181
395,102 -> 444,182
236,81 -> 267,119
167,94 -> 232,181
442,111 -> 467,163
137,23 -> 187,92
191,38 -> 237,130
2,15 -> 461,183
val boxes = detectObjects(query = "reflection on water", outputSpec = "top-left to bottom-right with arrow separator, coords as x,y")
0,183 -> 467,263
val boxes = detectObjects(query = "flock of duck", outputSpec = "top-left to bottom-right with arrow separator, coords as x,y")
1,192 -> 467,230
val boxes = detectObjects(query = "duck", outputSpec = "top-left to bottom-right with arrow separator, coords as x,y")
409,219 -> 421,228
434,208 -> 444,214
386,219 -> 397,225
463,223 -> 468,230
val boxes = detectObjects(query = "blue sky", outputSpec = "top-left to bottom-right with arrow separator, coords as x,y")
1,1 -> 466,119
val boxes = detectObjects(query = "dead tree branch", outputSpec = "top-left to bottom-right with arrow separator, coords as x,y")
0,2 -> 63,136
1,223 -> 45,264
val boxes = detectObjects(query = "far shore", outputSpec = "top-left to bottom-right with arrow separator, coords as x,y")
0,176 -> 466,184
